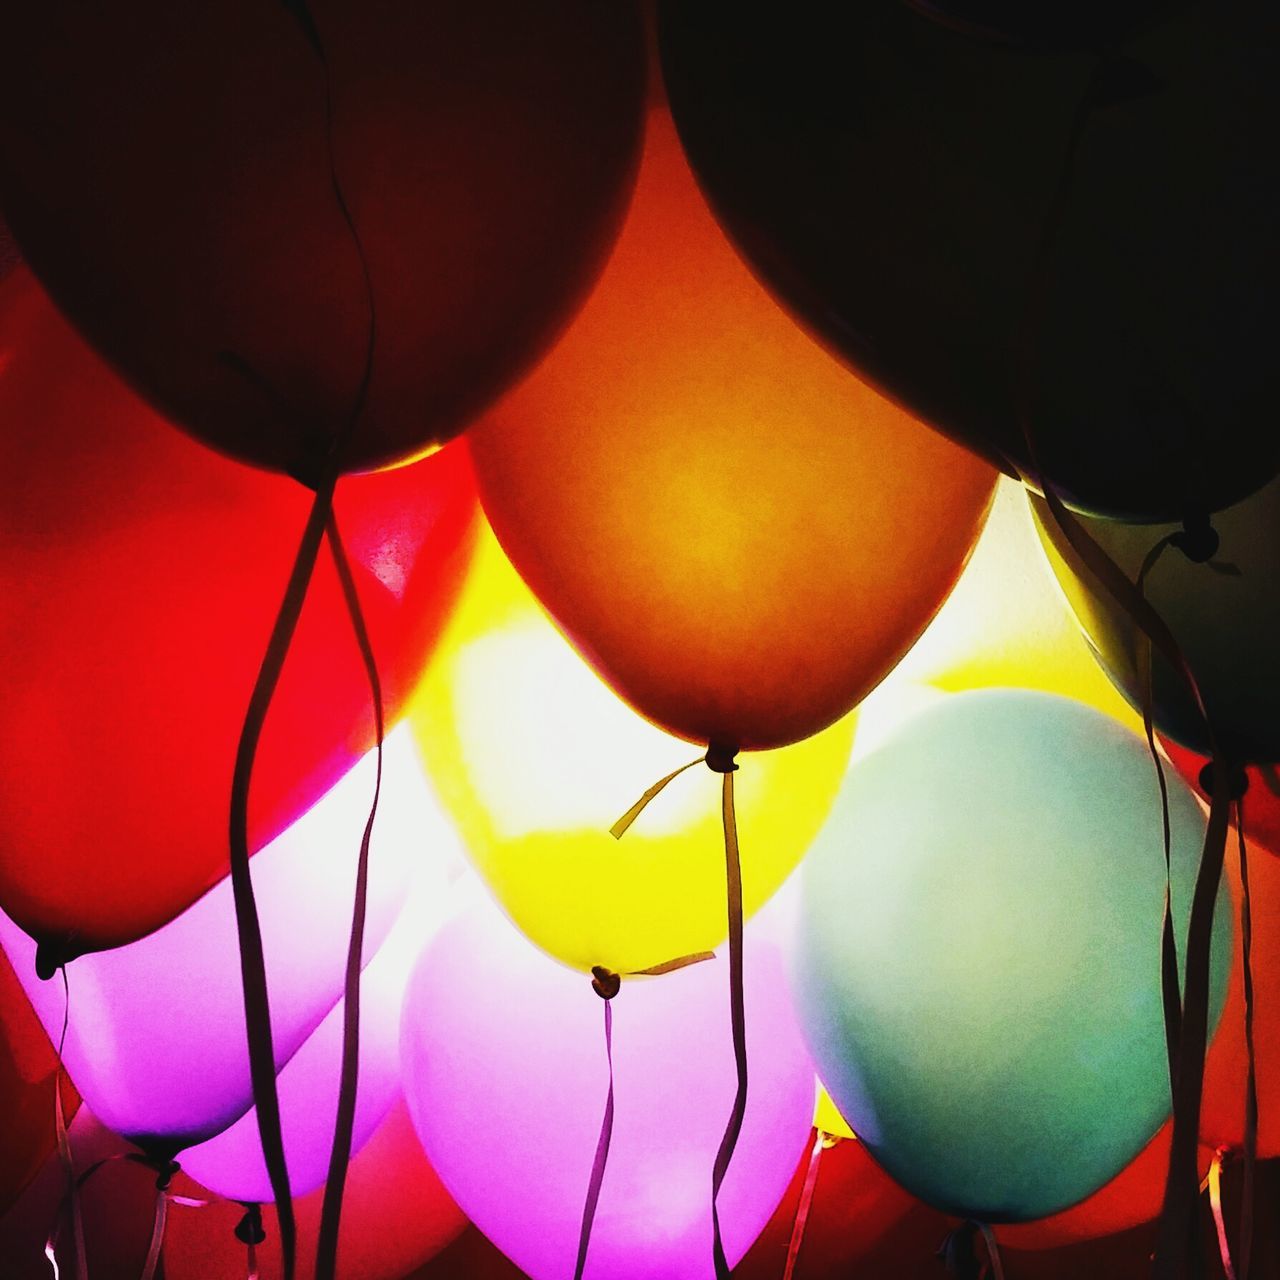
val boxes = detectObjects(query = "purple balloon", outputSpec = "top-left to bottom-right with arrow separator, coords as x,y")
401,900 -> 813,1280
0,729 -> 431,1151
180,852 -> 458,1201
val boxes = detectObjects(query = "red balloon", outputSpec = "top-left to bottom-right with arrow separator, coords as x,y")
0,269 -> 477,959
0,949 -> 78,1219
1162,737 -> 1280,859
0,1 -> 644,478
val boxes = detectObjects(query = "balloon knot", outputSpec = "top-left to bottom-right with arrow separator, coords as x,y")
1198,761 -> 1249,802
154,1159 -> 180,1192
1171,515 -> 1219,564
34,937 -> 74,982
590,965 -> 621,1001
235,1203 -> 267,1247
704,742 -> 740,774
937,1222 -> 982,1279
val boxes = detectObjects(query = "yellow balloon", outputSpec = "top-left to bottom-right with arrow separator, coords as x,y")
410,519 -> 856,974
874,478 -> 1142,730
814,1083 -> 856,1142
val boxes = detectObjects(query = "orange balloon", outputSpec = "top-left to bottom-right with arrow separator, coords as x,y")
468,104 -> 996,751
1202,828 -> 1280,1156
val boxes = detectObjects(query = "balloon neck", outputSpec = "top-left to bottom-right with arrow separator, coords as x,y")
704,742 -> 740,775
235,1203 -> 267,1247
590,965 -> 621,1001
153,1158 -> 181,1193
1198,761 -> 1249,803
34,937 -> 76,982
937,1222 -> 982,1279
1170,514 -> 1219,564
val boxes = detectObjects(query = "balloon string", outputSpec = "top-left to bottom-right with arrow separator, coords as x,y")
1207,1150 -> 1236,1280
235,1203 -> 267,1280
229,474 -> 336,1280
1237,798 -> 1256,1280
138,1187 -> 168,1280
711,763 -> 745,1280
609,756 -> 705,839
315,513 -> 385,1280
976,1223 -> 1005,1280
1012,55 -> 1230,1280
573,988 -> 616,1280
1136,535 -> 1184,1088
49,966 -> 85,1280
781,1130 -> 826,1280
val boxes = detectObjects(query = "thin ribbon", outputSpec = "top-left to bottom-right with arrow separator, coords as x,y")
48,967 -> 86,1280
710,762 -> 745,1280
781,1130 -> 827,1280
228,473 -> 336,1280
1136,534 -> 1184,1088
235,1204 -> 267,1280
573,981 -> 616,1280
315,511 -> 385,1280
1207,1149 -> 1236,1280
609,756 -> 705,839
1236,795 -> 1256,1280
1013,53 -> 1231,1280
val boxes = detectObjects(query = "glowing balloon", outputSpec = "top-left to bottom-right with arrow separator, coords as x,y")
0,268 -> 476,959
794,690 -> 1232,1222
0,2 -> 645,477
401,901 -> 814,1280
411,520 -> 854,974
0,730 -> 427,1153
468,104 -> 995,752
179,792 -> 461,1200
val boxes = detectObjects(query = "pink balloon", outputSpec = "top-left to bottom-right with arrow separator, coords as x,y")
401,901 -> 813,1280
0,728 -> 430,1152
180,839 -> 460,1201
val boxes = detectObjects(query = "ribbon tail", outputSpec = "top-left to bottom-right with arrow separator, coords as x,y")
229,475 -> 336,1280
610,757 -> 704,840
1237,800 -> 1257,1280
782,1130 -> 826,1280
51,967 -> 86,1280
573,998 -> 616,1280
711,769 -> 747,1280
138,1190 -> 167,1280
314,512 -> 385,1280
1207,1150 -> 1236,1280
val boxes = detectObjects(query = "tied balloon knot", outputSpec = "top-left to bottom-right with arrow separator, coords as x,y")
938,1221 -> 1005,1280
1198,761 -> 1249,802
35,938 -> 75,982
1171,514 -> 1220,564
153,1159 -> 181,1193
704,742 -> 739,775
590,966 -> 621,1001
235,1203 -> 267,1247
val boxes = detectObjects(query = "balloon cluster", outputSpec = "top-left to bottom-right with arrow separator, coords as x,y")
0,4 -> 1274,1280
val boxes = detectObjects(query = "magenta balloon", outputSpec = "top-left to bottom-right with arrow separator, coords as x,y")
0,729 -> 430,1152
401,901 -> 813,1280
180,844 -> 458,1201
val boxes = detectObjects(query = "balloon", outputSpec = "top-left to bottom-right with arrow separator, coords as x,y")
658,3 -> 1280,521
901,1 -> 1178,48
178,786 -> 462,1200
793,689 -> 1232,1222
1202,829 -> 1280,1156
0,950 -> 78,1217
0,730 -> 428,1153
410,518 -> 855,973
468,102 -> 995,752
0,268 -> 475,958
1030,473 -> 1280,763
0,2 -> 645,477
889,477 -> 1141,727
401,901 -> 814,1280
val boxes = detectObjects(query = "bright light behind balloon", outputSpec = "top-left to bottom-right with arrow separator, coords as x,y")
0,727 -> 428,1152
401,899 -> 814,1280
411,521 -> 854,975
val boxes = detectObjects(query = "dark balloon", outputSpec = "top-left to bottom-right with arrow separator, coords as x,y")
659,2 -> 1280,520
0,1 -> 645,478
901,1 -> 1181,49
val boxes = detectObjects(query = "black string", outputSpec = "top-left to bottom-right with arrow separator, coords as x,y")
314,513 -> 384,1280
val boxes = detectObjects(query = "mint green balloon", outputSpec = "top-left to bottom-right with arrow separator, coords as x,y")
794,689 -> 1232,1222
